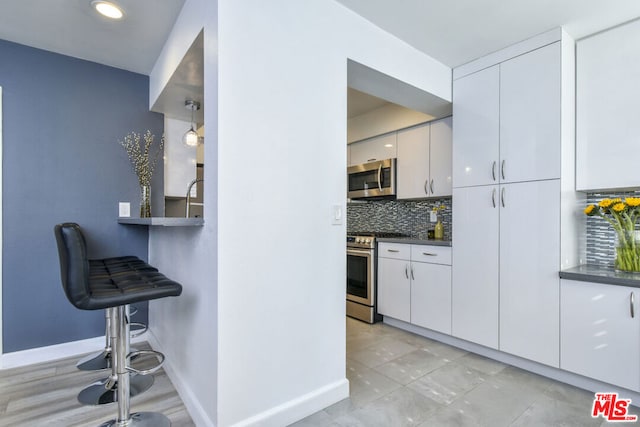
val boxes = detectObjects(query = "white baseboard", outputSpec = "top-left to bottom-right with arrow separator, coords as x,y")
145,329 -> 216,427
0,333 -> 147,370
230,379 -> 349,427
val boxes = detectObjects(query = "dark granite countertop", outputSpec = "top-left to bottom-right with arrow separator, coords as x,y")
118,217 -> 204,227
377,237 -> 452,247
559,264 -> 640,288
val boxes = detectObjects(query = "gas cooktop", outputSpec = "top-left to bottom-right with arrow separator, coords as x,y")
348,231 -> 409,238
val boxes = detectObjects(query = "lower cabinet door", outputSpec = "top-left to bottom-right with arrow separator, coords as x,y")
378,257 -> 411,322
561,280 -> 640,391
410,262 -> 451,334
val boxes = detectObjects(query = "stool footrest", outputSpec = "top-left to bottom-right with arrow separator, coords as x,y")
130,322 -> 148,338
127,350 -> 164,376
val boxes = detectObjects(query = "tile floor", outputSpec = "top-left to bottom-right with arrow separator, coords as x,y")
291,317 -> 639,427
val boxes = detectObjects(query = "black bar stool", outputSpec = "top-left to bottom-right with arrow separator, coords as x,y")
54,223 -> 182,426
77,257 -> 155,406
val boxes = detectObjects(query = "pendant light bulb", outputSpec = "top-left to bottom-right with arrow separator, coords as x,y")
183,100 -> 201,147
184,127 -> 199,147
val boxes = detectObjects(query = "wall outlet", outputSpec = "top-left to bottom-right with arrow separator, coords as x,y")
430,211 -> 437,222
119,202 -> 131,218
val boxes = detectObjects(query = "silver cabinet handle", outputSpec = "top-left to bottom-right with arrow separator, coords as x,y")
492,161 -> 496,181
430,179 -> 434,194
631,292 -> 635,318
424,179 -> 429,195
422,252 -> 437,256
501,160 -> 506,180
377,164 -> 383,191
367,158 -> 376,162
501,187 -> 505,207
492,188 -> 496,208
410,265 -> 415,280
405,265 -> 409,279
387,249 -> 400,253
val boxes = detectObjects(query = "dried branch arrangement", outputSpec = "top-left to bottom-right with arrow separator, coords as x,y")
119,130 -> 164,187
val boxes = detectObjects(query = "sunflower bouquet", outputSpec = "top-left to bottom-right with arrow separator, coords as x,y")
584,197 -> 640,272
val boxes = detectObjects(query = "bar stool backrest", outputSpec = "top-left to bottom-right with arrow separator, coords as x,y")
54,222 -> 92,310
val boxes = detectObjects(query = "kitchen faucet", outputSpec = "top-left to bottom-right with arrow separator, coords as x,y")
185,178 -> 204,218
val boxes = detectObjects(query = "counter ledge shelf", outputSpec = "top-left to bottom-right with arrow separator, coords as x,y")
118,217 -> 204,227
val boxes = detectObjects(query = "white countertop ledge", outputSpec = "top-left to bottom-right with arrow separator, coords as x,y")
118,217 -> 204,226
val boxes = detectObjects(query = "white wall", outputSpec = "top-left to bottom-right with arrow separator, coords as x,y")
149,0 -> 450,426
164,117 -> 197,198
147,0 -> 219,426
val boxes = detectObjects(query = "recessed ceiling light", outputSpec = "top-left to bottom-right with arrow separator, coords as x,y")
92,1 -> 124,19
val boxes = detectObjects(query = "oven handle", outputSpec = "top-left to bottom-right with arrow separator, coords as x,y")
347,248 -> 373,257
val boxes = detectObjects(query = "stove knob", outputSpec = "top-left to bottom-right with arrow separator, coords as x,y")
365,238 -> 371,244
355,238 -> 361,243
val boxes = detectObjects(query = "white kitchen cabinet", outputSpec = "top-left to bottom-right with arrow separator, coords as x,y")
499,180 -> 560,367
453,42 -> 560,188
378,243 -> 452,332
452,185 -> 500,349
561,280 -> 640,391
576,19 -> 640,191
397,124 -> 430,199
452,65 -> 500,188
349,133 -> 397,166
429,117 -> 453,198
500,43 -> 561,183
377,256 -> 411,323
397,118 -> 452,200
410,245 -> 452,334
452,180 -> 561,361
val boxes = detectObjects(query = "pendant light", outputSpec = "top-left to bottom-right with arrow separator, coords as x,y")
183,100 -> 201,147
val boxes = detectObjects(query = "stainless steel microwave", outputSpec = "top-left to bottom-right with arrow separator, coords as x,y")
347,159 -> 396,199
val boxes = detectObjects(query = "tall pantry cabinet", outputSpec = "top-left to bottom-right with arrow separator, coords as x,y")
451,30 -> 578,367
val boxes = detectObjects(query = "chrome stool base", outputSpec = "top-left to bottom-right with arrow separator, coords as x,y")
98,412 -> 171,427
78,374 -> 154,405
77,350 -> 111,371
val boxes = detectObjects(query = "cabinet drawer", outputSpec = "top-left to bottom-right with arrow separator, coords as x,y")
378,243 -> 410,260
411,245 -> 451,265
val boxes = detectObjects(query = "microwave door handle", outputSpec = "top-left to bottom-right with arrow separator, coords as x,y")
377,164 -> 383,191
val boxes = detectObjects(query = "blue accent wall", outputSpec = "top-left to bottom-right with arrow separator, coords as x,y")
1,39 -> 164,352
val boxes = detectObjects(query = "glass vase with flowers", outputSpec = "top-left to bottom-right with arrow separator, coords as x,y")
584,197 -> 640,272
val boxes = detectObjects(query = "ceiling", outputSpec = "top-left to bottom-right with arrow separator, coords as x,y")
336,0 -> 640,68
1,1 -> 639,118
347,89 -> 389,118
0,0 -> 185,75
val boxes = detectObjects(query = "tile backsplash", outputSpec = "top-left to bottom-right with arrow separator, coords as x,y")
347,197 -> 452,240
586,190 -> 640,266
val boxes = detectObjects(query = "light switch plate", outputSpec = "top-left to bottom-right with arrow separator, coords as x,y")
430,211 -> 437,222
119,202 -> 131,218
332,204 -> 343,225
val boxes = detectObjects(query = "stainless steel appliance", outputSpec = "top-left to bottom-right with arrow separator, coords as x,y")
347,159 -> 396,199
347,231 -> 406,323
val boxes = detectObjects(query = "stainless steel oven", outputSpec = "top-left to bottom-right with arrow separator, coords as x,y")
346,232 -> 406,323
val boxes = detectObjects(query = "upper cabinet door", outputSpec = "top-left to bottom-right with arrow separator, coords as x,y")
576,20 -> 640,191
452,65 -> 500,188
397,124 -> 430,199
429,117 -> 452,198
349,133 -> 397,165
500,42 -> 561,183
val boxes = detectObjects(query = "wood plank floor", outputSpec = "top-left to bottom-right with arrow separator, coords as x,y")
0,343 -> 194,427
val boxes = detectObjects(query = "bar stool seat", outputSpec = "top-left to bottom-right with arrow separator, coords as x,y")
55,223 -> 182,426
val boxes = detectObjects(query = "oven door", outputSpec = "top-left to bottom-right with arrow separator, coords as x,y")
347,248 -> 375,306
